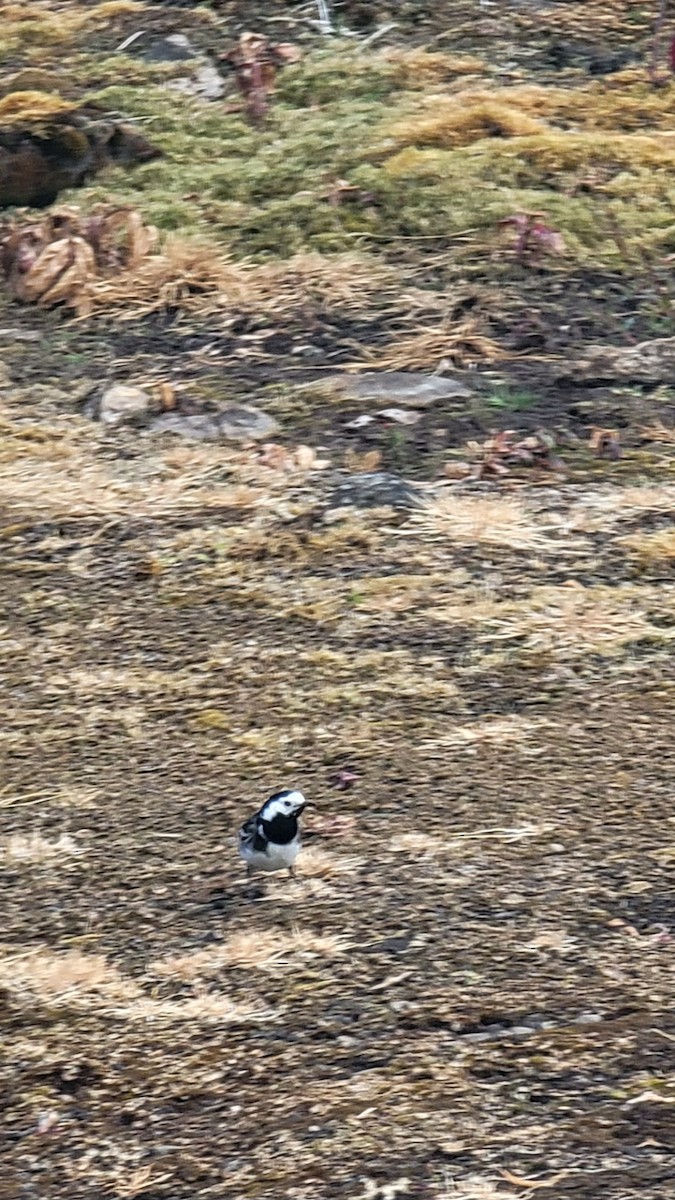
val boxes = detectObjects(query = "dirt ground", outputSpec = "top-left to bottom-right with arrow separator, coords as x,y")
2,3 -> 675,1199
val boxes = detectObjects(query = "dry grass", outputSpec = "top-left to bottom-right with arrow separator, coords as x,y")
380,48 -> 486,88
0,948 -> 277,1025
356,320 -> 505,371
433,583 -> 671,662
0,412 -> 271,520
0,949 -> 140,1004
150,927 -> 347,980
419,714 -> 552,751
414,493 -> 549,550
298,847 -> 364,878
89,239 -> 393,320
43,665 -> 211,699
387,101 -> 549,149
621,527 -> 675,567
112,992 -> 276,1026
569,485 -> 675,532
0,1 -> 146,52
0,832 -> 83,864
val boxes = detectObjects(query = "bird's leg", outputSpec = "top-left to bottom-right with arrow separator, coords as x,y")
288,866 -> 297,880
247,864 -> 254,879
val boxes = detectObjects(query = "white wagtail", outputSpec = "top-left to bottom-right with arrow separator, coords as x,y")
237,789 -> 309,879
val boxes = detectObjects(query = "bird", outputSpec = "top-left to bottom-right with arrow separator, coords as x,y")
237,789 -> 309,879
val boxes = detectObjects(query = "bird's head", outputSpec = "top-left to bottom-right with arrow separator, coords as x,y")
260,789 -> 308,821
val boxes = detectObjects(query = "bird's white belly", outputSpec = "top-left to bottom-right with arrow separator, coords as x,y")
240,836 -> 300,874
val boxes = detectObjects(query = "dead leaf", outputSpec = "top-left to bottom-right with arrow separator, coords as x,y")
0,205 -> 158,314
328,767 -> 360,791
295,444 -> 318,470
474,429 -> 565,477
345,449 -> 382,472
158,382 -> 177,412
589,427 -> 621,459
498,212 -> 566,260
443,460 -> 472,479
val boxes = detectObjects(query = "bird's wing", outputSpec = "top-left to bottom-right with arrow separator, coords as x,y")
239,815 -> 268,853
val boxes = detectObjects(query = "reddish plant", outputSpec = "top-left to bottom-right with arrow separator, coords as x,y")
498,212 -> 566,261
475,429 -> 566,477
222,33 -> 301,123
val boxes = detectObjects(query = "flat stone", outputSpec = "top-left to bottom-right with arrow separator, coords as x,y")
99,384 -> 152,427
148,413 -> 221,441
168,64 -> 225,101
328,472 -> 421,510
319,371 -> 473,407
149,405 -> 279,442
217,405 -> 280,441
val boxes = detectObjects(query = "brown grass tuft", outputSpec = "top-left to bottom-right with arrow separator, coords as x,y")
355,319 -> 505,371
113,992 -> 276,1025
0,949 -> 139,1004
89,239 -> 393,320
0,832 -> 83,865
621,527 -> 675,567
149,927 -> 347,980
415,493 -> 548,550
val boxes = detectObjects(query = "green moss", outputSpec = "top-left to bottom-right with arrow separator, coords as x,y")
33,48 -> 675,276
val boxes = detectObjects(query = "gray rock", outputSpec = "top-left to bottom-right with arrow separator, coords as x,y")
168,64 -> 225,101
328,472 -> 421,510
217,405 -> 280,441
319,371 -> 473,407
98,384 -> 152,427
148,413 -> 221,441
149,405 -> 279,443
141,34 -> 225,100
143,34 -> 201,63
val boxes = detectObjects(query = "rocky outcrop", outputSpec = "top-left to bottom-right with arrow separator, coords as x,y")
0,91 -> 162,209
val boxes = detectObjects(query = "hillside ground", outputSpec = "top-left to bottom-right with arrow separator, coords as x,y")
2,3 -> 675,1199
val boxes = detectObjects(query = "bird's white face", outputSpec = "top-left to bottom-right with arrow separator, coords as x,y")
260,790 -> 307,821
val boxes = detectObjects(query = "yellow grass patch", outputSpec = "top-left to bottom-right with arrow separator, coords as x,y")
420,713 -> 552,750
0,832 -> 83,865
0,949 -> 139,1004
150,927 -> 347,980
378,47 -> 486,88
113,992 -> 276,1025
89,239 -> 393,320
433,583 -> 671,661
621,527 -> 675,568
388,100 -> 548,149
414,493 -> 548,550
